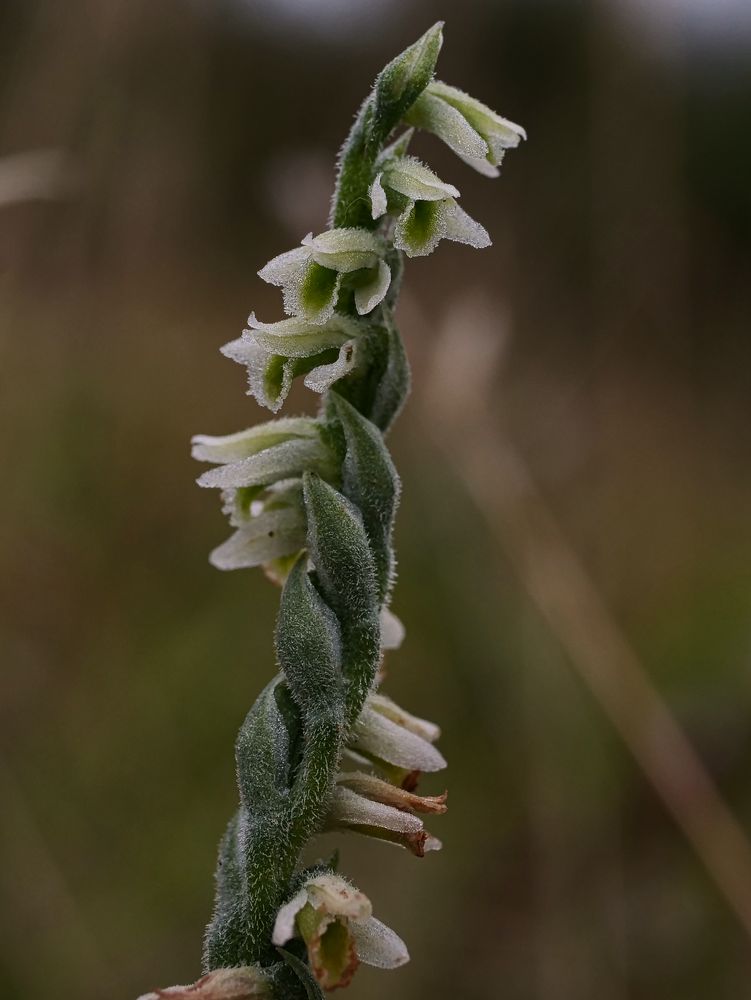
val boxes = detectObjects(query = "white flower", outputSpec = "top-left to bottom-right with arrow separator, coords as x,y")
243,312 -> 362,359
370,156 -> 459,218
369,155 -> 490,258
272,873 -> 408,989
258,228 -> 391,324
406,80 -> 526,177
220,317 -> 362,412
192,416 -> 320,465
137,966 -> 269,1000
348,693 -> 445,772
195,432 -> 336,491
207,481 -> 307,573
393,197 -> 490,258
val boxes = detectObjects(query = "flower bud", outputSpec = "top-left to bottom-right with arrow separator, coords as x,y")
375,22 -> 444,123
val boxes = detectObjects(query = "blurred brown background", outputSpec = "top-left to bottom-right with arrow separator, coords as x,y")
2,1 -> 751,997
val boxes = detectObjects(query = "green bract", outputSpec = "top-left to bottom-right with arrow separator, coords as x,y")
140,21 -> 525,1000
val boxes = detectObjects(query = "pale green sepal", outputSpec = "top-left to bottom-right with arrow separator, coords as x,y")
429,79 -> 527,159
301,228 -> 382,273
246,312 -> 362,359
381,156 -> 459,203
192,417 -> 319,464
405,90 -> 488,159
370,173 -> 388,220
209,507 -> 306,571
350,704 -> 446,772
407,79 -> 526,174
197,437 -> 334,491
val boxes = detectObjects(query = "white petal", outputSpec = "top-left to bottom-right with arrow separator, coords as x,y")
351,706 -> 446,772
405,91 -> 488,160
197,438 -> 329,490
258,246 -> 310,287
366,693 -> 441,743
191,417 -> 318,464
306,873 -> 372,921
380,606 -> 405,650
370,172 -> 388,220
247,311 -> 361,340
220,333 -> 261,367
250,322 -> 354,359
247,311 -> 362,358
429,80 -> 527,152
329,786 -> 424,836
354,260 -> 391,315
350,917 -> 409,970
443,201 -> 491,249
304,339 -> 358,394
302,228 -> 381,273
458,152 -> 500,178
383,156 -> 460,202
209,509 -> 306,571
272,888 -> 309,946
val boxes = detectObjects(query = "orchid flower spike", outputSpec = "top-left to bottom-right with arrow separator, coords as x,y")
272,873 -> 409,990
258,228 -> 391,324
174,21 -> 526,1000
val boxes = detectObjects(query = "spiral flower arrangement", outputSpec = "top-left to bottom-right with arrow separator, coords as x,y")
139,23 -> 524,1000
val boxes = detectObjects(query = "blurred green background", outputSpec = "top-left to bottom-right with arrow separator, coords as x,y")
2,1 -> 751,997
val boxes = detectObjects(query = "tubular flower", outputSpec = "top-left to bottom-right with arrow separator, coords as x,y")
406,79 -> 526,176
258,229 -> 391,324
192,420 -> 338,574
272,874 -> 408,990
219,315 -> 364,413
370,155 -> 489,257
